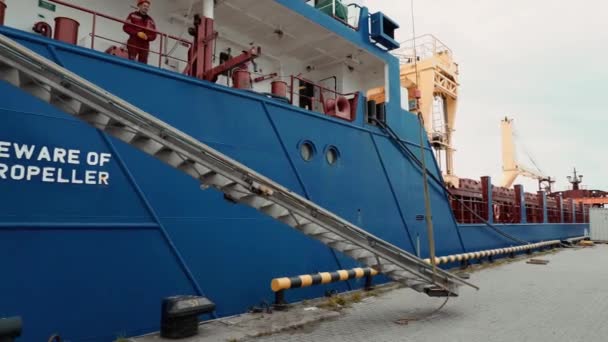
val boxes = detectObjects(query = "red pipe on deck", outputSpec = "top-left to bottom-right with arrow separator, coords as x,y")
232,69 -> 251,89
271,81 -> 287,98
0,1 -> 7,26
54,17 -> 80,44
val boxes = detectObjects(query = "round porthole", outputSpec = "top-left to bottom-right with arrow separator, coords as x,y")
325,146 -> 339,165
299,141 -> 315,161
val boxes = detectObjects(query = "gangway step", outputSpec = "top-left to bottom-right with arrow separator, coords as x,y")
0,33 -> 478,296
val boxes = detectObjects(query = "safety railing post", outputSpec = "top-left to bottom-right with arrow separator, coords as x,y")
557,195 -> 564,223
460,198 -> 465,223
364,274 -> 373,291
481,176 -> 493,223
571,199 -> 576,223
332,0 -> 336,17
538,191 -> 548,223
91,12 -> 96,49
514,184 -> 526,224
582,204 -> 586,223
274,290 -> 287,311
289,76 -> 294,105
158,34 -> 163,67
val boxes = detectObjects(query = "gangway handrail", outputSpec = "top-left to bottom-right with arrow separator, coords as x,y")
0,33 -> 478,296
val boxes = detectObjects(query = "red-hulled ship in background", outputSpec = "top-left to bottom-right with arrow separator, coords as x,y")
450,175 -> 587,225
553,168 -> 608,208
449,167 -> 608,226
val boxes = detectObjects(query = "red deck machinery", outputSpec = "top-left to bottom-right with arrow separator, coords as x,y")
184,14 -> 261,83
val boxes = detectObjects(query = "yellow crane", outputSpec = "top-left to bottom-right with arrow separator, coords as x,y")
500,117 -> 551,189
368,35 -> 460,187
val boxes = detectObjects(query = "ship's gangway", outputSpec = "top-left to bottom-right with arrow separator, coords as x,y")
0,34 -> 477,297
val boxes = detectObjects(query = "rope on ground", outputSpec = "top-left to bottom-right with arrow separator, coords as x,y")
394,295 -> 450,325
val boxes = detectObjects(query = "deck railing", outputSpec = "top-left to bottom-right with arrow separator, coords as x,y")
289,75 -> 359,121
547,206 -> 562,223
451,191 -> 591,225
450,196 -> 486,224
493,201 -> 520,224
525,203 -> 543,223
304,0 -> 361,30
48,0 -> 192,69
392,34 -> 453,65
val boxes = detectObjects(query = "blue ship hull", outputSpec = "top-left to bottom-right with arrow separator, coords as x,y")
0,27 -> 587,341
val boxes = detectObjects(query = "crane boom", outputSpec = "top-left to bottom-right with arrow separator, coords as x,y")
500,117 -> 547,188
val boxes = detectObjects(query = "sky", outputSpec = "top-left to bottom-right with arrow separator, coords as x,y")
358,0 -> 608,192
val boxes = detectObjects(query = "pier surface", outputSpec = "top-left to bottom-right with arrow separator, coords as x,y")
136,244 -> 608,342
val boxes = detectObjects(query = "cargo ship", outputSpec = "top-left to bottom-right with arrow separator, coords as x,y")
0,0 -> 589,340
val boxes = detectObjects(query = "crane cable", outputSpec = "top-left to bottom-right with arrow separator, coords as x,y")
409,0 -> 438,280
373,118 -> 530,246
397,0 -> 528,246
410,0 -> 420,86
403,2 -> 455,311
512,126 -> 545,176
418,113 -> 438,282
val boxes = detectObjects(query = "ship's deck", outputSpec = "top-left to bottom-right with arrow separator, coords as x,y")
136,243 -> 607,342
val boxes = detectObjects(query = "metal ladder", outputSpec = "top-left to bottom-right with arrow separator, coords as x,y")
0,34 -> 477,296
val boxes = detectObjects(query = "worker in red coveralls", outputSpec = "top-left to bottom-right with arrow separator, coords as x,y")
123,0 -> 157,63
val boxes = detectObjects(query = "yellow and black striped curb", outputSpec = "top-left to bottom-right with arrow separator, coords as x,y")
271,267 -> 379,292
423,240 -> 561,265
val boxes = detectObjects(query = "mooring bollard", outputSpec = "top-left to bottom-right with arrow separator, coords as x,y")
160,296 -> 215,339
0,316 -> 22,342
